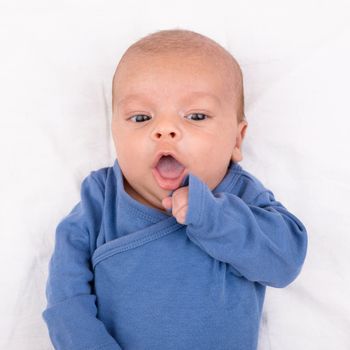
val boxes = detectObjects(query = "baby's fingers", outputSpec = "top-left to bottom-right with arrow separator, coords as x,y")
162,196 -> 172,210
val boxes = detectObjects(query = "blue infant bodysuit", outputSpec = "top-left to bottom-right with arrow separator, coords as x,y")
42,159 -> 308,350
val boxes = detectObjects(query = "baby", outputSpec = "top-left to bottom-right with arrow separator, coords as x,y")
42,29 -> 308,350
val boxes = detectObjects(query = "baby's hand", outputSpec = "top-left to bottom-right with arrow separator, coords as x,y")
162,186 -> 189,225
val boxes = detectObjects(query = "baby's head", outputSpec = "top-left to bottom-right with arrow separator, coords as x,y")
111,29 -> 248,211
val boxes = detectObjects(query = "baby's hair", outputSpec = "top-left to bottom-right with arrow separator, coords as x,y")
112,28 -> 245,123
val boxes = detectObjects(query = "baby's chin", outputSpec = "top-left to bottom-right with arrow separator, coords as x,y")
131,185 -> 171,213
145,193 -> 171,214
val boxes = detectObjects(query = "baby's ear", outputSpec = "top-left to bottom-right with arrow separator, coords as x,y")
231,121 -> 248,163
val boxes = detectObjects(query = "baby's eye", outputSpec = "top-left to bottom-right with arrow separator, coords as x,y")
186,113 -> 208,121
129,114 -> 151,123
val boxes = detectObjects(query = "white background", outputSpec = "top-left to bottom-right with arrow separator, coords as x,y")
1,0 -> 350,349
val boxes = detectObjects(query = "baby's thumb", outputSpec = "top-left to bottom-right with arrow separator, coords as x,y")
162,197 -> 172,209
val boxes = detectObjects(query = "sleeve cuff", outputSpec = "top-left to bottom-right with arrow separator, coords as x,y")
42,294 -> 122,350
184,172 -> 211,227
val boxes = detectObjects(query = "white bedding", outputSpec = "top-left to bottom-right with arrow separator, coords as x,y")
1,1 -> 350,349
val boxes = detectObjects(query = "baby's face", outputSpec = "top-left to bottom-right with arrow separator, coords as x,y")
111,52 -> 247,212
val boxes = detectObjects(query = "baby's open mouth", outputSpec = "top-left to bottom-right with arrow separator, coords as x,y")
152,155 -> 187,190
156,155 -> 185,178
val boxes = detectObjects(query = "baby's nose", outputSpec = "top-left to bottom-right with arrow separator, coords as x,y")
153,130 -> 177,139
151,119 -> 182,141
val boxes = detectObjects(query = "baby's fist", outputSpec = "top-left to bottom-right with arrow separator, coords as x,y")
162,186 -> 189,225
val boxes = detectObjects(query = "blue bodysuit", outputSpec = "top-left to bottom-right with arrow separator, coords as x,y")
42,159 -> 308,350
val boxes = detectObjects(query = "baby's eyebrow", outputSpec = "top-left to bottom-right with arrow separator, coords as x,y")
117,91 -> 221,107
116,93 -> 150,107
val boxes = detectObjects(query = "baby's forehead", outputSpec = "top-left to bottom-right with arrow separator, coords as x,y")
116,48 -> 241,94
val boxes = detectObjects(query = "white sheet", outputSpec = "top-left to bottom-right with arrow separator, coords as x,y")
1,1 -> 350,349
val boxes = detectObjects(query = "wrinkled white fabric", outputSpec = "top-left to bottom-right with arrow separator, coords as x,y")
0,1 -> 349,349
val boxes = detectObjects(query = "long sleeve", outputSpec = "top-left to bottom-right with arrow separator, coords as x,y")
42,173 -> 122,350
184,172 -> 308,288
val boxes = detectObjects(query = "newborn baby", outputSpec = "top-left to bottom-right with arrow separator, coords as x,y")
42,29 -> 308,350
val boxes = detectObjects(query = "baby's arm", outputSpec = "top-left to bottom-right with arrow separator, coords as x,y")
184,174 -> 308,288
42,174 -> 122,350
